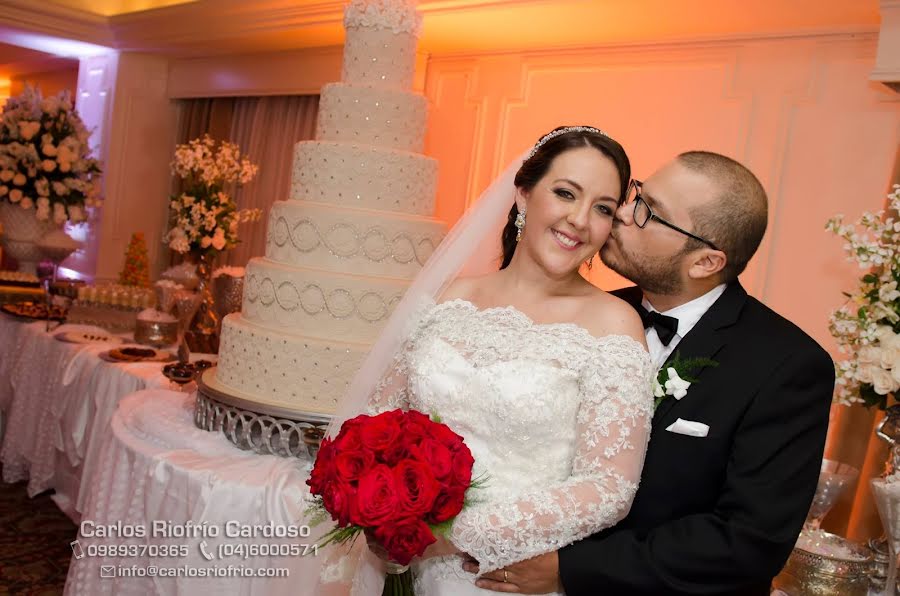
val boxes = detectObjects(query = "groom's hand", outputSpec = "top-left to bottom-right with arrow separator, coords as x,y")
463,552 -> 562,594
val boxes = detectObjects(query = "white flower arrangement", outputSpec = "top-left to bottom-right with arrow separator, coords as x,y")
164,135 -> 261,255
828,184 -> 900,409
0,84 -> 101,223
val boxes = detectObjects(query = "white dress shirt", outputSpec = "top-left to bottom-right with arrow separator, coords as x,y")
643,284 -> 727,370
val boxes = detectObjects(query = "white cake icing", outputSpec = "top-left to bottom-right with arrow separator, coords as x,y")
242,258 -> 410,342
217,314 -> 366,414
316,83 -> 427,152
289,141 -> 437,215
214,0 -> 445,417
341,26 -> 417,89
266,200 -> 443,279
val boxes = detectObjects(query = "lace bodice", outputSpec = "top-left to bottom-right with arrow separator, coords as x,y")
367,299 -> 655,573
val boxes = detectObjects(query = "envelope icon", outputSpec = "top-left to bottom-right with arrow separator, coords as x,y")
100,565 -> 115,578
665,418 -> 709,437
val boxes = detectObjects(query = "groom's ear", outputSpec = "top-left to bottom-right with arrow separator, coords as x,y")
687,249 -> 727,281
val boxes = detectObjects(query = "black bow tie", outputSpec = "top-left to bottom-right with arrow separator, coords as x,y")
637,305 -> 679,346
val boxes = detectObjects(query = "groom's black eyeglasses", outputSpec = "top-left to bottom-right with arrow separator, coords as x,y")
622,180 -> 721,251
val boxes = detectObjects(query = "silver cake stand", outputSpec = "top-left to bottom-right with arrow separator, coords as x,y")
195,367 -> 332,459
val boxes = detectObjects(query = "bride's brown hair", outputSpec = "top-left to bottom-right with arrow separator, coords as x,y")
500,127 -> 630,269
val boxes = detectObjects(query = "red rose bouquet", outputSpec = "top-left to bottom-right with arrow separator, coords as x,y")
307,409 -> 478,595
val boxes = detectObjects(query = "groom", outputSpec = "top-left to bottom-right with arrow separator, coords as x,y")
467,151 -> 835,595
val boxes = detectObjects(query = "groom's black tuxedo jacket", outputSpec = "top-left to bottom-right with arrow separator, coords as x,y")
558,282 -> 834,596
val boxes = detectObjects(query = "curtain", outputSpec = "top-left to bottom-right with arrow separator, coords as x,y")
171,95 -> 319,266
226,95 -> 319,265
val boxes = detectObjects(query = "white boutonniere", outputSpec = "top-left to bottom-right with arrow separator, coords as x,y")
654,352 -> 718,410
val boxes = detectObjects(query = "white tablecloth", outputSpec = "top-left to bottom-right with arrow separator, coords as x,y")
0,315 -> 199,517
65,390 -> 324,596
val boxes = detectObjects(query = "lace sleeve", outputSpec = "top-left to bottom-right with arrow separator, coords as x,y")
448,336 -> 654,573
364,305 -> 436,415
365,343 -> 413,415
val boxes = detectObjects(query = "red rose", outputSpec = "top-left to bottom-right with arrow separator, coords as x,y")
394,459 -> 440,516
373,518 -> 437,565
381,441 -> 415,467
355,464 -> 399,526
307,437 -> 336,495
428,487 -> 465,524
430,422 -> 466,452
401,411 -> 430,443
413,438 -> 453,482
334,425 -> 363,452
321,480 -> 358,527
360,410 -> 403,454
451,446 -> 475,489
334,449 -> 375,483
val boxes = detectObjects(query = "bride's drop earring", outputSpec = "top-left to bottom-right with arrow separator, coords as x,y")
515,208 -> 526,243
585,256 -> 594,270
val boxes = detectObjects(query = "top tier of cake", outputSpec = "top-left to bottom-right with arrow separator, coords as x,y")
341,0 -> 422,90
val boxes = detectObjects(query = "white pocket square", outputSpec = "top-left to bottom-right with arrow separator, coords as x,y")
665,418 -> 709,437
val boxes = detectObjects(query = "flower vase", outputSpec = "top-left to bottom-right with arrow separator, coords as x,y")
0,202 -> 57,275
186,251 -> 219,353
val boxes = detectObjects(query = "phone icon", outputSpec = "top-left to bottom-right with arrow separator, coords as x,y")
199,540 -> 214,561
70,540 -> 85,560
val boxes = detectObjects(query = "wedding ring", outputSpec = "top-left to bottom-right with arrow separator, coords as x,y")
504,569 -> 509,583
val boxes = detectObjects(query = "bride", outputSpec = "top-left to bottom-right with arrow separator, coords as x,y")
320,126 -> 654,595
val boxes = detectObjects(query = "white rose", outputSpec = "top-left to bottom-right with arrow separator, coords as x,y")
872,366 -> 899,395
19,196 -> 33,210
36,197 -> 49,209
211,228 -> 226,251
18,121 -> 40,140
876,326 -> 896,344
35,204 -> 50,221
859,345 -> 883,365
0,170 -> 13,182
882,343 -> 900,370
664,368 -> 692,399
200,236 -> 212,249
881,282 -> 900,303
58,160 -> 71,173
652,377 -> 665,398
0,186 -> 7,197
53,202 -> 67,224
12,173 -> 26,186
42,143 -> 58,157
857,364 -> 876,384
68,205 -> 84,222
41,159 -> 56,172
9,189 -> 22,203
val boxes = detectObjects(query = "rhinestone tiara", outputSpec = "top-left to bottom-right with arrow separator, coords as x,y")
525,126 -> 608,162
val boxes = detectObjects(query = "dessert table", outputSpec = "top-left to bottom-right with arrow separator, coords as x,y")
64,390 -> 324,595
0,314 -> 208,519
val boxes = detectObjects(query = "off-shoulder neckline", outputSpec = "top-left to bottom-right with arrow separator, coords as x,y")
434,297 -> 648,352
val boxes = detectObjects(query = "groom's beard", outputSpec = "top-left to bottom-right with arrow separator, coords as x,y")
600,234 -> 684,295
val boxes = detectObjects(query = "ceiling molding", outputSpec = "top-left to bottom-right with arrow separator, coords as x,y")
0,0 -> 113,47
0,0 -> 883,60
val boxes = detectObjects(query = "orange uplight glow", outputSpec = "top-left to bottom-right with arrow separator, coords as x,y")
0,78 -> 10,108
45,0 -> 197,16
417,0 -> 879,55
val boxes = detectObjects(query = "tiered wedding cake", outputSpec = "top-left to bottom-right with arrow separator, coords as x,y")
207,0 -> 444,418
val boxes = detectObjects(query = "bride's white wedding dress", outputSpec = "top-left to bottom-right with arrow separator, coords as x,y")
366,298 -> 654,596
